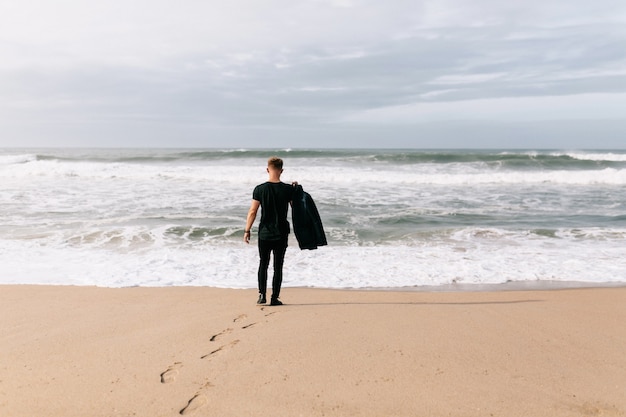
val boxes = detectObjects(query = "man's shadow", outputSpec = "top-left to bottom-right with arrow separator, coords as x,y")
287,299 -> 543,307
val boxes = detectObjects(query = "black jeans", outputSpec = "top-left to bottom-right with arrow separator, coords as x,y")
258,236 -> 288,298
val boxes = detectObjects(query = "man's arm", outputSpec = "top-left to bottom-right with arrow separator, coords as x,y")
244,199 -> 261,244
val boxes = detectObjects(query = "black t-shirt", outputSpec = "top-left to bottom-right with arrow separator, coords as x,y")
253,182 -> 295,235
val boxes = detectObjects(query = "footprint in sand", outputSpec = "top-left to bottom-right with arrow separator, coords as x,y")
209,328 -> 233,342
201,340 -> 240,359
259,308 -> 279,317
178,308 -> 282,414
233,314 -> 247,323
180,393 -> 208,415
160,362 -> 183,384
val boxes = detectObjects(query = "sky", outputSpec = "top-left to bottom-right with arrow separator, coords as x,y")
1,0 -> 625,149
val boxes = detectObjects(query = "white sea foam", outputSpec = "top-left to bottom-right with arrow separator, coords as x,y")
3,155 -> 626,186
2,231 -> 625,288
1,148 -> 625,289
562,151 -> 626,162
0,153 -> 37,165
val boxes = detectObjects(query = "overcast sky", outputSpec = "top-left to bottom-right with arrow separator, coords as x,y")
1,0 -> 625,149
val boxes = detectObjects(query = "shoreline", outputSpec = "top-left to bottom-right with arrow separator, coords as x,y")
365,279 -> 626,292
2,285 -> 625,416
3,279 -> 626,292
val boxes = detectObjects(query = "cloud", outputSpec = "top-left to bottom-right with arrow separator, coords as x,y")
1,0 -> 625,147
342,93 -> 626,124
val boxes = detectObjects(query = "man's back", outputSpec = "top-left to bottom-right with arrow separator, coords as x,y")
253,181 -> 294,236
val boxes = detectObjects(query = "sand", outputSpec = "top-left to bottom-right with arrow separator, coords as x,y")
1,285 -> 625,417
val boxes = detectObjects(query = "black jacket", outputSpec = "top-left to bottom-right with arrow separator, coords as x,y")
291,185 -> 327,250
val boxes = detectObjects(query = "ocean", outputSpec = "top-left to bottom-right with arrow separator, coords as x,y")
1,148 -> 625,289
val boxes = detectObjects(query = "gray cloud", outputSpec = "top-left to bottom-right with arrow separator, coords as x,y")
1,0 -> 625,148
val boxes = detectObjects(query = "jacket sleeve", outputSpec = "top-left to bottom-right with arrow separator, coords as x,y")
305,192 -> 327,248
291,185 -> 327,250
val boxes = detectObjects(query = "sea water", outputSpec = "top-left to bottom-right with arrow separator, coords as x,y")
1,148 -> 625,289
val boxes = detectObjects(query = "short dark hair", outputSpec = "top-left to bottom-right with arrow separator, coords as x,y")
267,156 -> 283,170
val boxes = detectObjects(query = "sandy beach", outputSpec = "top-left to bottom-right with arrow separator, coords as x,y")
1,285 -> 625,417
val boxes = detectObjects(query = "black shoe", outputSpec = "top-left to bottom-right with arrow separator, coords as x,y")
270,298 -> 283,306
257,294 -> 267,304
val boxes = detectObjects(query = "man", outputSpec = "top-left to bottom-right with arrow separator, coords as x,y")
244,157 -> 296,306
